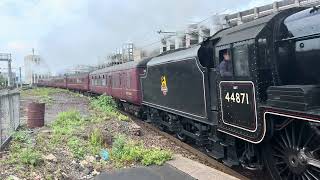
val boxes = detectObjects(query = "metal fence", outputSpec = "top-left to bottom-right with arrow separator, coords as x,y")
0,89 -> 20,150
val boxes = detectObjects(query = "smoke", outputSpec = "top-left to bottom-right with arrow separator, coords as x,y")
0,0 -> 278,73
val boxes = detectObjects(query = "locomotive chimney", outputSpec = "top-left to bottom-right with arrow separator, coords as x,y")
210,15 -> 226,36
198,25 -> 210,43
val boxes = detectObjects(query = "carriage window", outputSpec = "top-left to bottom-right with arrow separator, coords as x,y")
127,73 -> 130,88
233,45 -> 250,77
102,75 -> 106,86
108,76 -> 112,87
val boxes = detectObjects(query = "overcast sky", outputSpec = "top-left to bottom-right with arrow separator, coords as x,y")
0,0 -> 277,74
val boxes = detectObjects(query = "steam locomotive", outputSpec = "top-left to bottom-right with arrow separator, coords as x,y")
38,7 -> 320,179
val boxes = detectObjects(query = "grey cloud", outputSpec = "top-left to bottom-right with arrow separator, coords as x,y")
38,0 -> 272,72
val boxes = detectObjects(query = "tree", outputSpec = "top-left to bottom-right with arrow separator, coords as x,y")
0,74 -> 7,87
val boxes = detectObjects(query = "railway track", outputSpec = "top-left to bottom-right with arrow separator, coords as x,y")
121,111 -> 256,180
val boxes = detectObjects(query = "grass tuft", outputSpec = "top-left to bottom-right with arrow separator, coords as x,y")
67,137 -> 87,159
111,135 -> 172,167
12,131 -> 31,144
51,110 -> 86,137
90,95 -> 129,121
89,128 -> 104,155
7,136 -> 42,166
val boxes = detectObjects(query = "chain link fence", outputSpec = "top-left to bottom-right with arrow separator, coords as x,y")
0,89 -> 20,150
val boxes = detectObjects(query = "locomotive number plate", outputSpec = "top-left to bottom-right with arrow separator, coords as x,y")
219,81 -> 257,132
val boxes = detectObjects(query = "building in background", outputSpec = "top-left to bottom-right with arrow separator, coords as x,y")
95,43 -> 144,70
24,54 -> 51,85
65,64 -> 96,75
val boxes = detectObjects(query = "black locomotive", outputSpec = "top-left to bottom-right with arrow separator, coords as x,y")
39,6 -> 320,180
141,7 -> 320,179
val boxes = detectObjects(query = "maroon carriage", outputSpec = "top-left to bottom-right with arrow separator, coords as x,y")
37,78 -> 50,87
50,76 -> 67,89
66,73 -> 90,92
89,58 -> 152,106
89,68 -> 108,95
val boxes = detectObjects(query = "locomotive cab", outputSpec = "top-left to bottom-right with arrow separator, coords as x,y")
206,7 -> 320,144
204,8 -> 320,176
208,13 -> 280,143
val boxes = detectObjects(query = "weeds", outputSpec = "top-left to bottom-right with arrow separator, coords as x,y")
12,130 -> 31,144
21,87 -> 68,97
90,105 -> 171,167
111,135 -> 172,167
117,113 -> 129,121
7,131 -> 43,166
21,87 -> 69,104
90,95 -> 129,121
18,147 -> 42,166
50,111 -> 106,159
49,110 -> 92,159
89,128 -> 104,155
67,137 -> 87,159
90,95 -> 116,112
39,95 -> 53,104
141,149 -> 172,166
51,110 -> 86,137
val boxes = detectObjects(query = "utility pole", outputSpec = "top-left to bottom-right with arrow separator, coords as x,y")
7,56 -> 12,87
19,67 -> 22,88
31,48 -> 35,86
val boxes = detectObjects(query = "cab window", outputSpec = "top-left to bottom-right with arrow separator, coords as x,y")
233,45 -> 250,77
218,45 -> 250,77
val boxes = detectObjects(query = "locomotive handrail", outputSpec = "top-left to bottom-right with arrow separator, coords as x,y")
277,32 -> 320,43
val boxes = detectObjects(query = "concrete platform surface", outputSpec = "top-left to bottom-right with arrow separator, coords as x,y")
95,154 -> 239,180
166,154 -> 239,180
94,164 -> 195,180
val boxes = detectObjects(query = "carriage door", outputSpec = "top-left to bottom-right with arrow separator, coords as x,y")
218,44 -> 258,132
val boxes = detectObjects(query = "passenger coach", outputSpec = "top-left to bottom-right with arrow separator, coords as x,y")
90,58 -> 152,114
66,73 -> 90,92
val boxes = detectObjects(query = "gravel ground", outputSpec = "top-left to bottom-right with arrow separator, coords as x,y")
20,92 -> 90,125
1,90 -> 210,180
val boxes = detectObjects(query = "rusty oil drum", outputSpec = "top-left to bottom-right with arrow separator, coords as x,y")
27,102 -> 45,128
